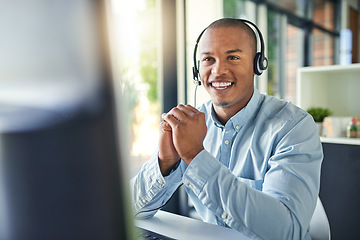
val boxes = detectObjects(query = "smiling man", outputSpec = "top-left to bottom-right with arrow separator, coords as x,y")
199,20 -> 256,124
131,18 -> 323,240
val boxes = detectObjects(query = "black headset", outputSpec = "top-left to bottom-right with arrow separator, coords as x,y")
192,18 -> 268,86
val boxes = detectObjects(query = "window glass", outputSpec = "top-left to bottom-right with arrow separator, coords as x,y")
223,0 -> 248,18
286,24 -> 303,103
267,0 -> 335,31
312,28 -> 334,66
313,0 -> 335,31
266,0 -> 305,17
267,10 -> 282,98
111,0 -> 160,178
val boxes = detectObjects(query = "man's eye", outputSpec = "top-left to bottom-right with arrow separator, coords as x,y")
228,56 -> 239,60
203,57 -> 214,61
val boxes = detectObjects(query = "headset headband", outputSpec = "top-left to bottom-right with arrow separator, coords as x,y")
192,18 -> 268,85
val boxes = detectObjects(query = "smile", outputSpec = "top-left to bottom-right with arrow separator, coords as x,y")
211,81 -> 233,90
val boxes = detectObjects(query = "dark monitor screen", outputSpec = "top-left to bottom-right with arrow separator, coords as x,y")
0,1 -> 134,239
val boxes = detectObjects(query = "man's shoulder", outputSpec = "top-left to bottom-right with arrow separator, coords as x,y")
259,94 -> 308,122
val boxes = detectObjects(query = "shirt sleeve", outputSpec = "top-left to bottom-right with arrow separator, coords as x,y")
130,150 -> 184,218
182,113 -> 323,240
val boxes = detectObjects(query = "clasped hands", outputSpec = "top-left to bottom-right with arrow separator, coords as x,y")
158,104 -> 207,176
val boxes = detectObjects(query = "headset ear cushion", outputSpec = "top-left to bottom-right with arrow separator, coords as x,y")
254,52 -> 263,75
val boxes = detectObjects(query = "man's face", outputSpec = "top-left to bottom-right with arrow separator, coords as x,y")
198,26 -> 255,112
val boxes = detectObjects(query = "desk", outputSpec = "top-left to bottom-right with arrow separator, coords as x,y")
135,210 -> 250,240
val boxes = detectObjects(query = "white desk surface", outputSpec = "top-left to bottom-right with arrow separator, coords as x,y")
135,210 -> 250,240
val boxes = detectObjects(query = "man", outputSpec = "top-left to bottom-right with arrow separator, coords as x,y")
131,18 -> 323,240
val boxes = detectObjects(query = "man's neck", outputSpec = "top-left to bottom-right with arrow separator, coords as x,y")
213,104 -> 243,125
212,92 -> 254,125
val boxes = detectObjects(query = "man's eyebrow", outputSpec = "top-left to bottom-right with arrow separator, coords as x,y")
226,49 -> 243,54
201,51 -> 212,55
200,49 -> 243,55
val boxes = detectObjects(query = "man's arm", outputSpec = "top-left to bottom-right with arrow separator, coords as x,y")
130,150 -> 184,218
131,111 -> 184,218
182,113 -> 322,239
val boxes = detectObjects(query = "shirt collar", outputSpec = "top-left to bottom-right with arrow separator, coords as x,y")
211,88 -> 261,131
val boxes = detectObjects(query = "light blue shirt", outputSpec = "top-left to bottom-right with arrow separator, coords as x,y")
131,88 -> 323,240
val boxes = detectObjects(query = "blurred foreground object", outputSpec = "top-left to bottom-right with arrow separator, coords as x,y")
0,0 -> 133,239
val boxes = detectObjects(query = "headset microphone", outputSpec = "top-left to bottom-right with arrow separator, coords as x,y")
192,63 -> 201,86
192,18 -> 268,86
192,28 -> 207,86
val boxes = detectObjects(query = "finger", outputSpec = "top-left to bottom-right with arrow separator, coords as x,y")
160,121 -> 172,132
184,104 -> 199,112
167,107 -> 187,122
161,113 -> 167,121
163,112 -> 181,128
177,104 -> 198,116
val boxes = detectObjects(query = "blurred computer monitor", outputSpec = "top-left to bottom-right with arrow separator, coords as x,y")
0,1 -> 134,239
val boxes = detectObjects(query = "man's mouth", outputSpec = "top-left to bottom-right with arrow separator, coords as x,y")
210,81 -> 233,90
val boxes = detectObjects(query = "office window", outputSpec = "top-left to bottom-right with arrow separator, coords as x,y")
267,11 -> 283,98
312,0 -> 336,66
223,0 -> 251,18
266,0 -> 308,18
313,0 -> 335,31
111,0 -> 160,178
286,24 -> 303,103
312,29 -> 334,66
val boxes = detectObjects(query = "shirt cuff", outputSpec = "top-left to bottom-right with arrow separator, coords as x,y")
132,150 -> 184,213
182,149 -> 220,195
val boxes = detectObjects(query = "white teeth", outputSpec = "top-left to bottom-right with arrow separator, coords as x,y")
211,82 -> 232,88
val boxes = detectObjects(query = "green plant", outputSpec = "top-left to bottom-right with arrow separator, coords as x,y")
306,107 -> 332,122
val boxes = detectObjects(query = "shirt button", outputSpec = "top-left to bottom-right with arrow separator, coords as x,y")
224,140 -> 230,145
235,125 -> 240,130
221,213 -> 227,219
188,183 -> 194,189
157,179 -> 164,185
142,199 -> 147,203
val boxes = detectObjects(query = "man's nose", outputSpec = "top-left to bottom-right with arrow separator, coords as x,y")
211,60 -> 227,75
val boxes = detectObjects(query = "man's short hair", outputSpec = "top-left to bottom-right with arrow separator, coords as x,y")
206,18 -> 257,56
